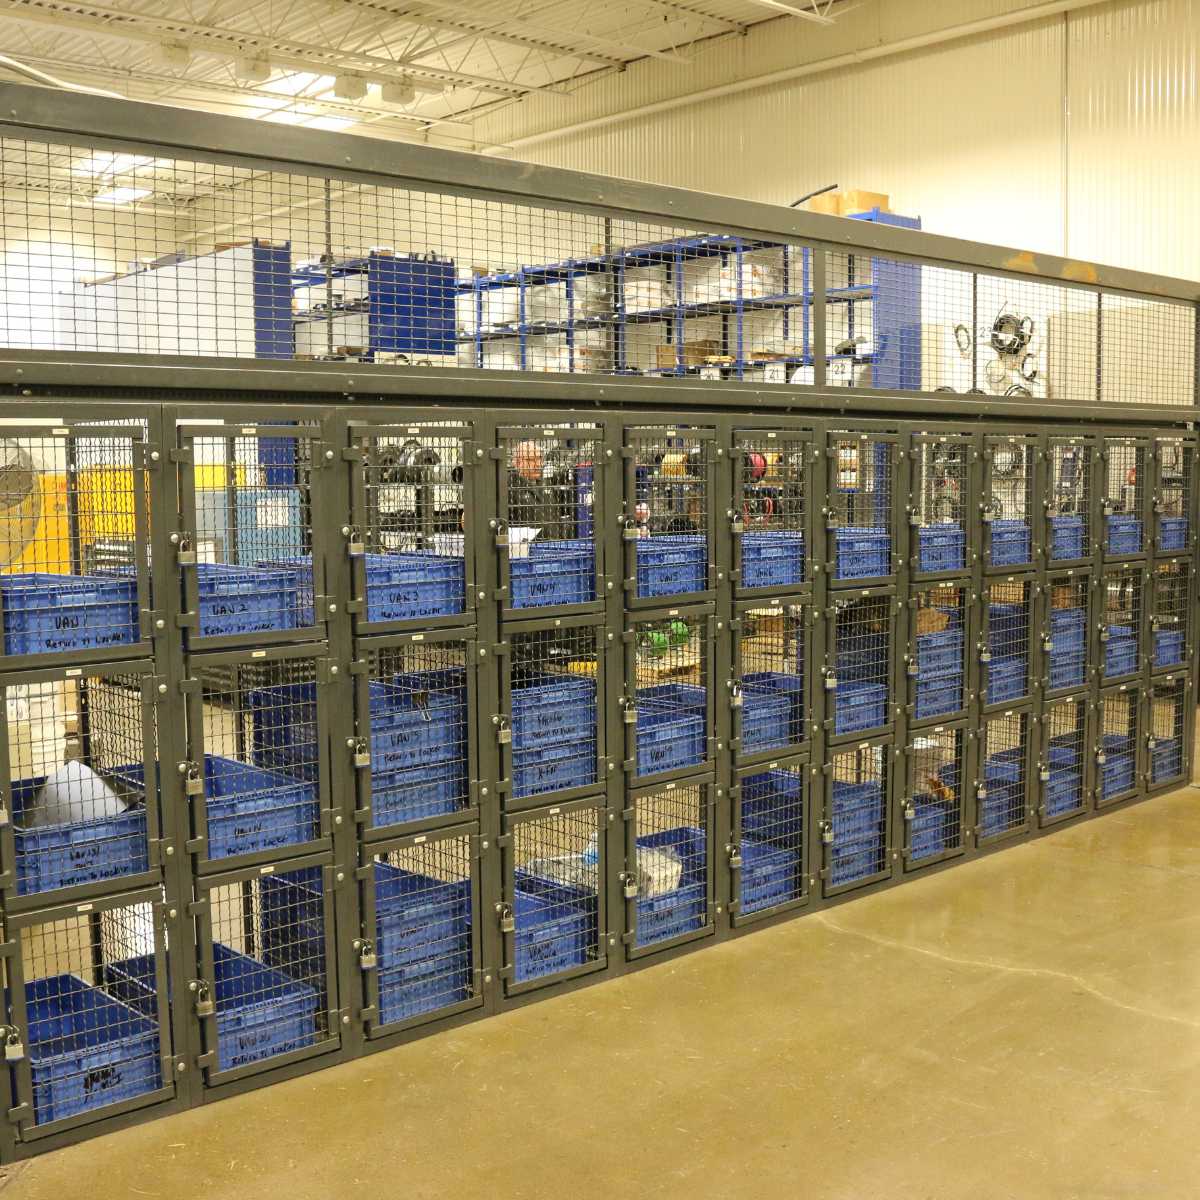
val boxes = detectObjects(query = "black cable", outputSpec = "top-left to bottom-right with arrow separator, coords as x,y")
953,323 -> 972,354
1019,353 -> 1038,382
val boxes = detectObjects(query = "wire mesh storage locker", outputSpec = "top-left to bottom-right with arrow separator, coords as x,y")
732,758 -> 808,923
1152,436 -> 1193,555
982,435 -> 1039,573
1098,566 -> 1145,682
907,582 -> 969,723
1040,695 -> 1090,824
733,429 -> 810,595
1096,688 -> 1141,806
1045,436 -> 1094,564
826,432 -> 898,584
733,599 -> 809,760
1044,573 -> 1092,695
905,723 -> 966,869
1149,560 -> 1191,673
1147,674 -> 1190,791
826,591 -> 895,739
822,741 -> 891,896
346,421 -> 473,632
908,432 -> 972,577
976,709 -> 1032,843
1102,437 -> 1150,560
353,632 -> 475,834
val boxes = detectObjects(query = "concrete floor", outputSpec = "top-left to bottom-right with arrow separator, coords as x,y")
6,780 -> 1200,1199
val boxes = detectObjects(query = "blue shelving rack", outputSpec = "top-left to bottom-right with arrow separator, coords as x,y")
457,210 -> 921,384
294,251 -> 455,362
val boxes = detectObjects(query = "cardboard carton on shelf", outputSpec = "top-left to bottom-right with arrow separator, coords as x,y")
655,339 -> 720,369
915,606 -> 951,635
840,190 -> 890,215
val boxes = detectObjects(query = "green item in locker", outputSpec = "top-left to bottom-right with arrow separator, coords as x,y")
668,619 -> 690,647
640,628 -> 671,659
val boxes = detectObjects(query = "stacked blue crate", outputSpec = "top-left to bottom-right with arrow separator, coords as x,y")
510,539 -> 595,608
986,602 -> 1029,704
1049,515 -> 1086,560
287,552 -> 465,624
1045,735 -> 1083,815
1048,607 -> 1087,689
741,670 -> 804,752
833,622 -> 888,734
196,563 -> 306,638
963,749 -> 1025,837
1103,625 -> 1138,677
636,535 -> 707,598
1151,737 -> 1184,783
374,866 -> 472,1023
909,797 -> 954,862
1159,516 -> 1188,552
0,573 -> 140,656
829,779 -> 885,885
990,519 -> 1031,567
1100,732 -> 1135,798
511,869 -> 598,982
636,683 -> 706,775
914,610 -> 964,720
1153,625 -> 1185,669
741,531 -> 805,589
1106,514 -> 1143,556
511,674 -> 596,798
916,524 -> 965,573
739,838 -> 803,914
833,527 -> 890,580
634,826 -> 707,945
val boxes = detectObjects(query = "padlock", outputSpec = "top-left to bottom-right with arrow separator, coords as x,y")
621,521 -> 641,542
729,686 -> 743,710
730,516 -> 745,534
981,507 -> 996,523
1043,638 -> 1054,652
902,803 -> 915,821
622,875 -> 639,899
352,739 -> 370,768
1147,736 -> 1158,751
977,786 -> 988,801
195,984 -> 214,1018
0,806 -> 9,828
1102,500 -> 1116,516
1099,628 -> 1110,643
906,659 -> 918,677
4,1032 -> 23,1063
1039,765 -> 1051,782
980,649 -> 992,664
359,943 -> 377,971
346,525 -> 365,556
824,672 -> 838,691
908,511 -> 921,526
727,844 -> 743,870
494,525 -> 509,549
821,821 -> 834,845
496,903 -> 515,934
622,705 -> 638,725
496,721 -> 512,745
183,765 -> 203,797
1096,751 -> 1107,765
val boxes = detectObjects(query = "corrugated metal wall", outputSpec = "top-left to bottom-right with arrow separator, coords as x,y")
476,0 -> 1200,278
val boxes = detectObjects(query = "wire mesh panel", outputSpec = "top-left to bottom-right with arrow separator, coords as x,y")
735,601 -> 807,759
178,424 -> 321,647
1153,436 -> 1194,555
1099,566 -> 1145,681
734,760 -> 807,921
184,652 -> 327,867
733,429 -> 809,594
826,432 -> 896,583
501,801 -> 603,994
0,666 -> 158,906
908,583 -> 968,723
977,709 -> 1031,841
909,434 -> 972,576
1098,297 -> 1196,409
624,426 -> 712,603
1096,688 -> 1140,805
981,579 -> 1034,707
630,610 -> 710,780
347,422 -> 470,631
626,780 -> 712,955
196,859 -> 337,1083
355,636 -> 472,834
499,425 -> 601,612
1148,675 -> 1189,789
1041,696 -> 1089,824
1149,560 -> 1191,673
360,829 -> 480,1035
905,724 -> 965,869
7,895 -> 171,1137
1046,437 -> 1094,563
505,623 -> 602,804
822,742 -> 890,895
0,424 -> 151,665
828,593 -> 893,738
1101,437 -> 1149,559
1044,573 -> 1091,694
982,435 -> 1038,572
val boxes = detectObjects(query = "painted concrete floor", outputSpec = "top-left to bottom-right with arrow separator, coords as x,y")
6,780 -> 1200,1199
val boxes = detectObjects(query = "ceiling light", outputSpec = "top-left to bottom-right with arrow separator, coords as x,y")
157,42 -> 191,70
74,152 -> 154,177
93,187 -> 152,206
234,57 -> 271,83
381,77 -> 416,106
332,74 -> 367,100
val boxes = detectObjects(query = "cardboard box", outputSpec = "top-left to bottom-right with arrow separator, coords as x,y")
656,340 -> 720,369
989,582 -> 1027,604
915,606 -> 951,635
1051,585 -> 1075,609
840,189 -> 889,215
805,191 -> 842,215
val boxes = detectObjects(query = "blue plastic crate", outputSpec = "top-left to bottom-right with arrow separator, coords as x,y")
1101,752 -> 1135,798
24,974 -> 159,1125
635,827 -> 707,946
512,871 -> 597,983
1159,516 -> 1189,552
510,540 -> 595,608
1049,608 -> 1086,650
636,708 -> 706,776
196,563 -> 302,638
916,627 -> 963,677
362,552 -> 465,622
741,531 -> 805,589
375,865 -> 470,970
511,675 -> 596,746
1106,514 -> 1143,556
371,761 -> 467,828
741,769 -> 804,848
1154,628 -> 1185,668
9,770 -> 148,897
831,799 -> 884,841
1151,737 -> 1184,783
834,680 -> 887,735
0,572 -> 139,656
829,832 -> 884,885
832,779 -> 884,813
199,755 -> 318,860
909,799 -> 953,861
1049,515 -> 1086,560
986,655 -> 1028,705
1045,769 -> 1082,815
742,671 -> 804,750
1048,735 -> 1081,769
833,527 -> 890,580
260,868 -> 325,979
1104,629 -> 1139,677
739,838 -> 802,914
917,524 -> 965,572
1101,732 -> 1133,756
979,798 -> 1021,837
985,748 -> 1024,787
988,602 -> 1029,650
915,672 -> 962,720
636,535 -> 707,598
513,738 -> 597,798
378,950 -> 471,1025
990,519 -> 1031,566
836,632 -> 889,683
1048,651 -> 1087,691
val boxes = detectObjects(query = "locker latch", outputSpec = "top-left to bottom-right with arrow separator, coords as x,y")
908,509 -> 921,527
493,715 -> 512,745
176,533 -> 197,566
496,902 -> 515,933
726,843 -> 743,870
191,980 -> 214,1018
178,760 -> 204,796
621,872 -> 639,899
347,737 -> 370,768
820,820 -> 834,845
357,940 -> 377,971
1,1027 -> 23,1063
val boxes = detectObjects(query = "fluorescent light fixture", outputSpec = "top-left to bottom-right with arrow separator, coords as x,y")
381,77 -> 415,106
332,74 -> 367,100
234,57 -> 271,83
74,152 -> 153,177
93,187 -> 151,205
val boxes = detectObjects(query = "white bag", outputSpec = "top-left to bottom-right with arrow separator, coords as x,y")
27,761 -> 129,828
